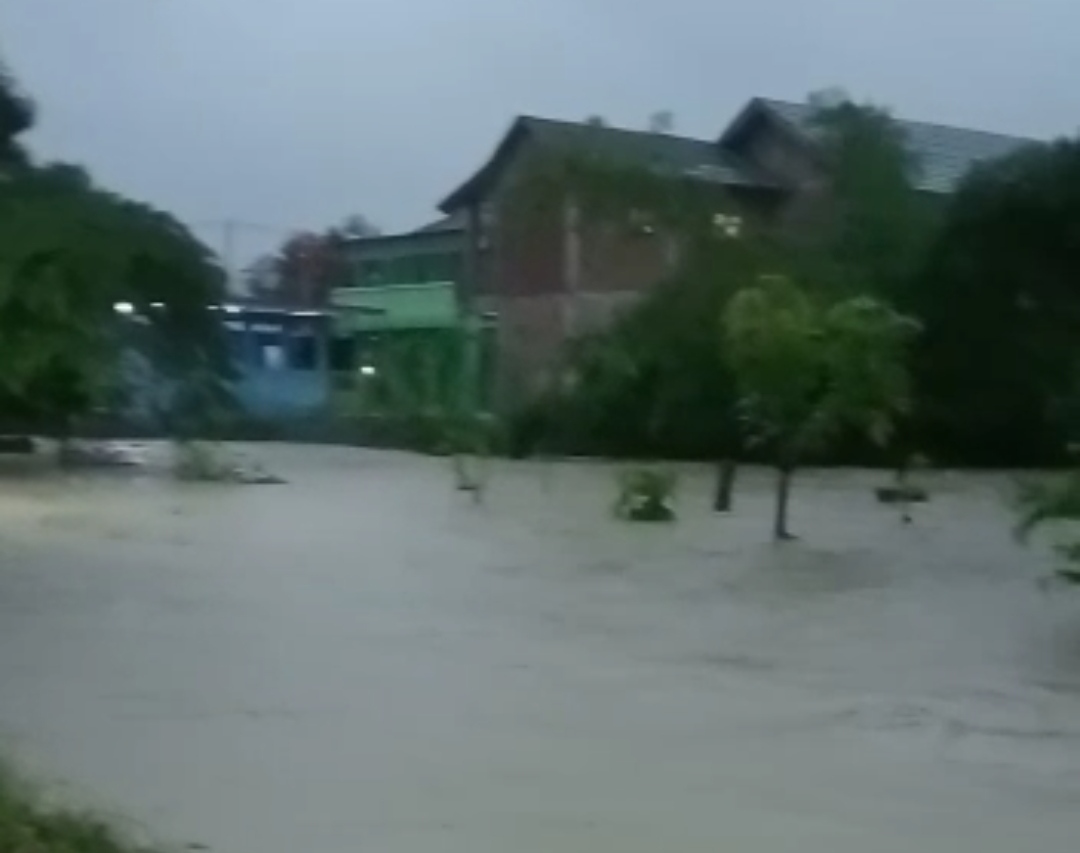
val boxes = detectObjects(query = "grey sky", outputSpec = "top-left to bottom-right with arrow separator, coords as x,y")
2,0 -> 1077,264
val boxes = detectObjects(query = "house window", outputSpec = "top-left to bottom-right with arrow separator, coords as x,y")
329,336 -> 355,371
261,343 -> 286,370
253,327 -> 285,369
424,252 -> 460,283
477,203 -> 495,249
360,260 -> 385,286
288,334 -> 318,371
384,256 -> 419,284
412,255 -> 430,283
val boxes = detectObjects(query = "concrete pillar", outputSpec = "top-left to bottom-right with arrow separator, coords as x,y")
463,203 -> 482,314
562,197 -> 582,340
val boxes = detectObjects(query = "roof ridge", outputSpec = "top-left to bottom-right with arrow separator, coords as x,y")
758,96 -> 1038,143
520,114 -> 714,146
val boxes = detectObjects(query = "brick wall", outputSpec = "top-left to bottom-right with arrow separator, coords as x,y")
464,124 -> 817,408
576,220 -> 673,294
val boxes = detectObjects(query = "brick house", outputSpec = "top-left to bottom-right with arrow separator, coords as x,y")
438,98 -> 1034,405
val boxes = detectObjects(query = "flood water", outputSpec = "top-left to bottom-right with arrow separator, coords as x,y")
0,444 -> 1079,851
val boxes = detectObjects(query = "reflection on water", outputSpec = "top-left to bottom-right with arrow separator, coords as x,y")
0,445 -> 1078,852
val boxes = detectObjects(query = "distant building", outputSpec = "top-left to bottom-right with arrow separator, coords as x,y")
437,97 -> 1037,405
120,301 -> 333,426
222,301 -> 331,419
329,213 -> 493,413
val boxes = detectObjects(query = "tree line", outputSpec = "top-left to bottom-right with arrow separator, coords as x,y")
0,58 -> 228,435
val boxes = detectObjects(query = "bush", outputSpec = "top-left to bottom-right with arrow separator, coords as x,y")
1016,470 -> 1080,583
0,764 -> 158,853
172,440 -> 232,481
614,467 -> 677,522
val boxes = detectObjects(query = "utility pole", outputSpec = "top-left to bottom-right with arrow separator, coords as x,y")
218,220 -> 239,295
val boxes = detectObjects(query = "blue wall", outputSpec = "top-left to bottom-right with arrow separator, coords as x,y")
119,307 -> 332,426
225,309 -> 330,420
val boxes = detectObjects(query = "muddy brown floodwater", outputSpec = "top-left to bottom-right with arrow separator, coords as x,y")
0,444 -> 1079,852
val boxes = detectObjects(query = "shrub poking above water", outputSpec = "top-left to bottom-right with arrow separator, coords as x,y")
1016,471 -> 1080,585
614,467 -> 677,522
0,763 -> 161,853
172,440 -> 284,485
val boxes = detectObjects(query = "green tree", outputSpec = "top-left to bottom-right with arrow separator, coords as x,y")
807,96 -> 934,303
0,58 -> 228,435
549,242 -> 759,455
1016,464 -> 1080,584
912,138 -> 1080,464
724,276 -> 918,539
0,61 -> 32,169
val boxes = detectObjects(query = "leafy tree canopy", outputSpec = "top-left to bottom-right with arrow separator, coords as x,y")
913,137 -> 1080,463
806,94 -> 936,302
0,58 -> 227,431
723,275 -> 918,537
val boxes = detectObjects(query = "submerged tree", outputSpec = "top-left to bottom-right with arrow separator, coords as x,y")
1015,446 -> 1080,585
723,276 -> 918,540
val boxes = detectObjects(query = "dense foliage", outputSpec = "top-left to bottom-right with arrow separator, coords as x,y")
1016,464 -> 1080,583
913,139 -> 1080,464
0,59 -> 227,433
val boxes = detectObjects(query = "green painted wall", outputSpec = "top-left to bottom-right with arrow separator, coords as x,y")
330,224 -> 489,417
341,228 -> 465,289
330,283 -> 493,417
332,282 -> 460,333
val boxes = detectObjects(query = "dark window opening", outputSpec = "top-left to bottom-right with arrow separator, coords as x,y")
360,260 -> 385,286
329,336 -> 355,371
288,335 -> 318,371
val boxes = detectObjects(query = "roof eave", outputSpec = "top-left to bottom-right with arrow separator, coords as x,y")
719,97 -> 826,171
438,117 -> 530,213
718,97 -> 771,148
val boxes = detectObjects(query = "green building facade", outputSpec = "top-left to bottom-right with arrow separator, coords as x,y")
330,217 -> 492,417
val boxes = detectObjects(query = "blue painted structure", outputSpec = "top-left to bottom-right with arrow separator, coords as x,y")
118,301 -> 333,426
222,305 -> 331,420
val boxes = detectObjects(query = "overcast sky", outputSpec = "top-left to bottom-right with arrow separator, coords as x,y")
2,0 -> 1077,264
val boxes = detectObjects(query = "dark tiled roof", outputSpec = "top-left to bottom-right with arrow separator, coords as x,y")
439,115 -> 776,211
757,99 -> 1037,193
440,101 -> 1040,213
518,116 -> 774,188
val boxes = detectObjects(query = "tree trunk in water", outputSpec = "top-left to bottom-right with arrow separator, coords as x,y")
57,416 -> 74,468
773,463 -> 795,541
713,459 -> 737,512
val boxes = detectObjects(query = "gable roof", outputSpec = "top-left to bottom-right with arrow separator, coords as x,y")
439,115 -> 776,212
722,97 -> 1038,194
